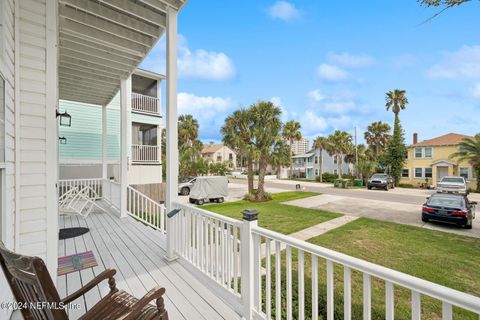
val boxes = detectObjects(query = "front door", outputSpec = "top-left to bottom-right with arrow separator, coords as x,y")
437,166 -> 449,182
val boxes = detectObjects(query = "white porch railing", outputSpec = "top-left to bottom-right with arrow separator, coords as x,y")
127,186 -> 166,233
102,179 -> 121,210
171,202 -> 243,298
58,178 -> 103,200
168,204 -> 480,320
131,144 -> 160,163
131,92 -> 159,115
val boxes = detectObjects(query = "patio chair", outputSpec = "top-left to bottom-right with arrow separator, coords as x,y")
58,186 -> 79,211
64,186 -> 105,218
0,241 -> 169,320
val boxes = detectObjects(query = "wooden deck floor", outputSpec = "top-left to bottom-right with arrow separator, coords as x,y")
57,205 -> 241,320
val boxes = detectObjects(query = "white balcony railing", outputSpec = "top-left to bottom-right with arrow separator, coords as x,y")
131,92 -> 160,115
171,202 -> 243,298
131,144 -> 160,163
168,203 -> 480,320
58,178 -> 103,200
127,185 -> 166,233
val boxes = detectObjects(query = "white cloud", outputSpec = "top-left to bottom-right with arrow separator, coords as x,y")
471,83 -> 480,99
316,64 -> 350,81
299,111 -> 328,136
427,45 -> 480,80
270,96 -> 282,106
327,52 -> 374,68
178,93 -> 232,115
179,49 -> 236,81
307,89 -> 325,103
140,35 -> 236,81
267,1 -> 301,22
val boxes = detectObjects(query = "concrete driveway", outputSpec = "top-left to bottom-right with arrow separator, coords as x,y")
230,178 -> 480,238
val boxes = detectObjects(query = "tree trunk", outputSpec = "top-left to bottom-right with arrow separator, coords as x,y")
319,150 -> 323,182
247,157 -> 254,194
476,168 -> 480,193
289,139 -> 293,179
257,156 -> 267,200
337,154 -> 341,178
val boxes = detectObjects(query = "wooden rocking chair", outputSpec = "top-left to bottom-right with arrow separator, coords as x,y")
0,242 -> 168,320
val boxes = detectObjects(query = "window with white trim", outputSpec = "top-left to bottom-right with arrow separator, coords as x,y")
414,167 -> 432,178
401,169 -> 409,178
415,168 -> 422,178
425,168 -> 432,178
459,167 -> 469,179
414,147 -> 433,158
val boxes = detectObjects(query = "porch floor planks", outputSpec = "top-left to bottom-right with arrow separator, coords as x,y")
103,210 -> 233,320
58,206 -> 240,320
122,212 -> 242,320
90,212 -> 194,320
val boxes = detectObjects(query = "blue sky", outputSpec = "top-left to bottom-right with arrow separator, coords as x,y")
140,1 -> 480,146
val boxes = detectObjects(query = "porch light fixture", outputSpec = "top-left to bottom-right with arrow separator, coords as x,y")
59,136 -> 67,145
56,110 -> 72,127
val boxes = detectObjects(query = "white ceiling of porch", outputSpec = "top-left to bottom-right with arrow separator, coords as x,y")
58,0 -> 186,106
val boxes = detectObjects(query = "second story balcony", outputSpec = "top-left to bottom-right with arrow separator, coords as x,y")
132,92 -> 160,116
131,144 -> 160,163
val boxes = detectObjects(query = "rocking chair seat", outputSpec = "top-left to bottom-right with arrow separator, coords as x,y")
79,289 -> 166,320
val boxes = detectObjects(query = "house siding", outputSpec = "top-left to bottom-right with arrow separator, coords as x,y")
59,93 -> 161,163
1,0 -> 17,318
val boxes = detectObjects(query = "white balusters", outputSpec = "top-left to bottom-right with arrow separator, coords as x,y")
131,92 -> 159,115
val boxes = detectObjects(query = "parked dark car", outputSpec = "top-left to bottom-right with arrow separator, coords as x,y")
367,173 -> 394,190
422,193 -> 476,229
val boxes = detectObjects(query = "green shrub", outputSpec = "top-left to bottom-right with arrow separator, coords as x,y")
243,189 -> 273,202
398,183 -> 414,188
315,172 -> 337,183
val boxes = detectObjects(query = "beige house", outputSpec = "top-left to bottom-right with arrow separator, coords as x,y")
401,133 -> 477,189
201,143 -> 237,168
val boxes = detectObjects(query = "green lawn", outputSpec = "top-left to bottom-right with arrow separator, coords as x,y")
264,218 -> 480,320
203,191 -> 341,235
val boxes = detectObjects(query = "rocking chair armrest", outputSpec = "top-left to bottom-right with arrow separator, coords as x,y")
62,269 -> 117,304
118,287 -> 167,320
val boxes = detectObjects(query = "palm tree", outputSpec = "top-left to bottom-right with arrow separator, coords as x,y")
385,89 -> 408,185
221,109 -> 257,193
450,134 -> 480,192
250,100 -> 283,200
327,130 -> 353,177
282,120 -> 302,179
364,121 -> 391,157
313,136 -> 330,182
385,89 -> 408,116
178,114 -> 199,148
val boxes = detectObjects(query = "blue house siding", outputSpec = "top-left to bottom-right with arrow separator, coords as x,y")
293,149 -> 353,180
59,94 -> 161,163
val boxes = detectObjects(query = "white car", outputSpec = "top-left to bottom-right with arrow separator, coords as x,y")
437,176 -> 468,194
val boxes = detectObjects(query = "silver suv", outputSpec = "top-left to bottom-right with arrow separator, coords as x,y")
178,177 -> 196,196
437,176 -> 468,194
367,173 -> 394,191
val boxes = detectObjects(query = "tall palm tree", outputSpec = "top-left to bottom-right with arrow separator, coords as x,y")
385,89 -> 408,185
282,120 -> 302,179
385,89 -> 409,116
327,130 -> 353,177
178,114 -> 199,148
313,136 -> 330,182
450,134 -> 480,192
221,109 -> 257,193
364,121 -> 391,157
250,100 -> 283,200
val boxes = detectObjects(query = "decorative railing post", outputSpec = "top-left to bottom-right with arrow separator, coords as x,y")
241,209 -> 259,320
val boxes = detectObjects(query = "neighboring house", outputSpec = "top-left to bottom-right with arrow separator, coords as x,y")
59,69 -> 164,198
201,143 -> 237,169
401,133 -> 477,189
292,149 -> 352,180
288,137 -> 310,155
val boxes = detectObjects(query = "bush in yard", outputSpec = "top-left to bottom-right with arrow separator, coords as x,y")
243,189 -> 272,202
398,183 -> 414,188
316,172 -> 337,183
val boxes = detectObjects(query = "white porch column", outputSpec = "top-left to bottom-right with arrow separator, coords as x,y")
102,104 -> 108,179
165,6 -> 179,261
120,78 -> 129,218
